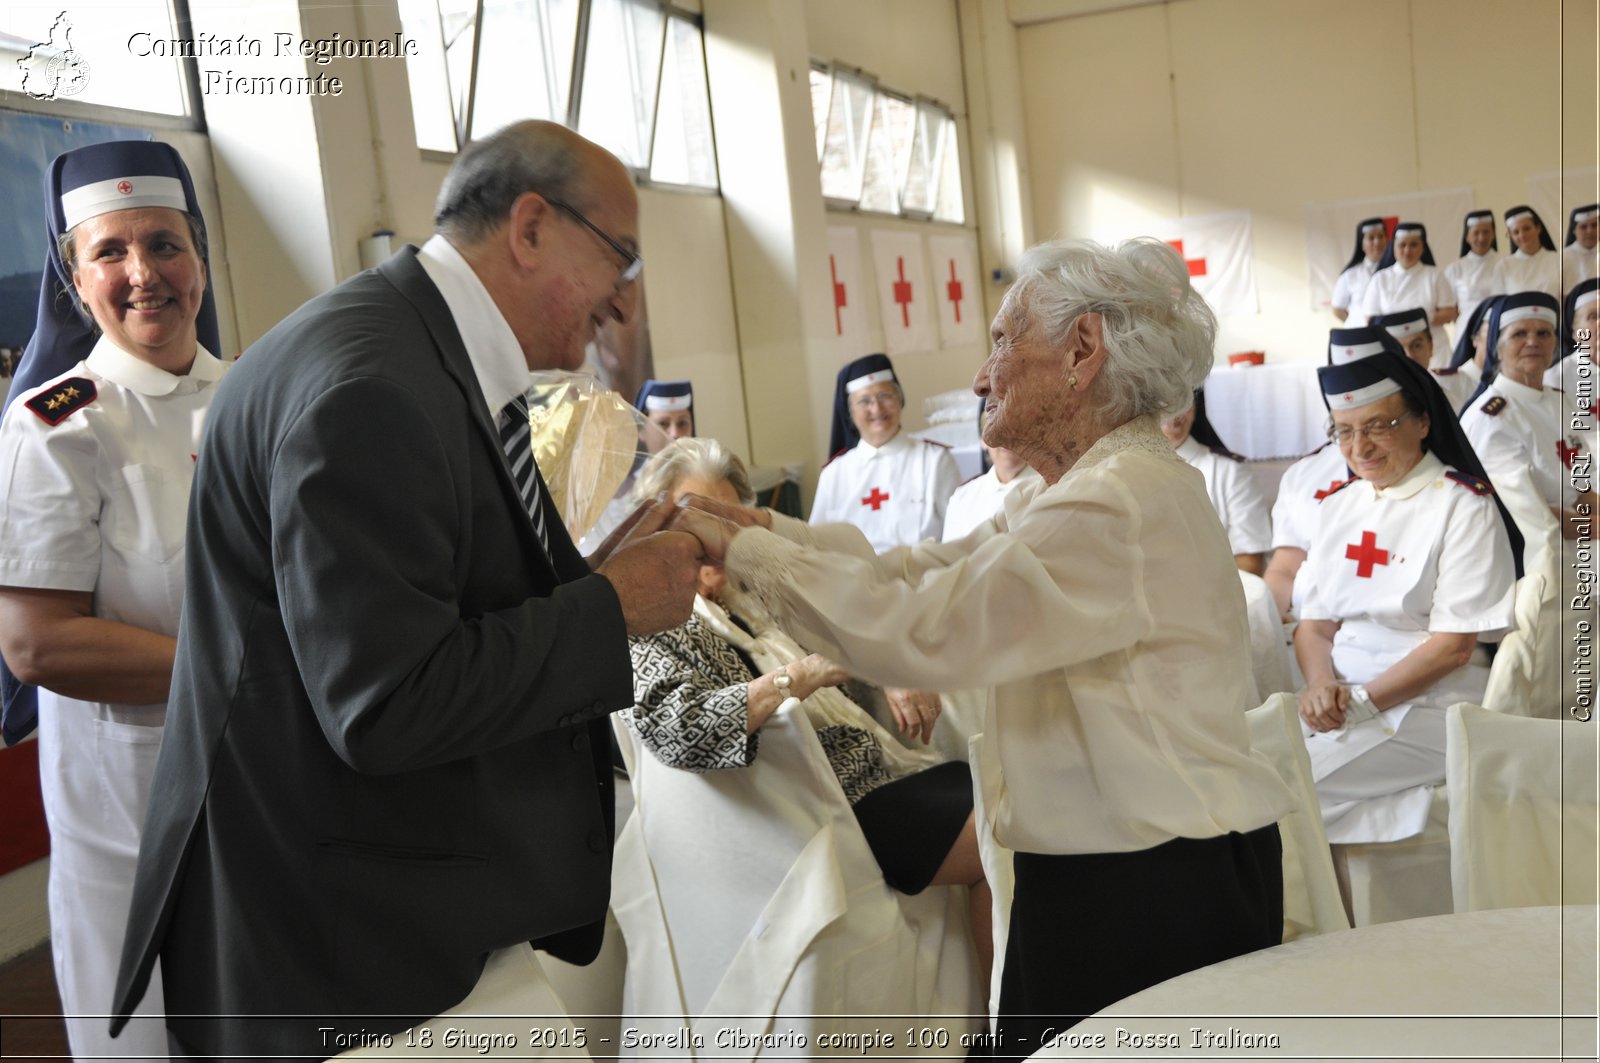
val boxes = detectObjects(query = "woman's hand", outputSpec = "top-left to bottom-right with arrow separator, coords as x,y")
792,653 -> 849,695
677,493 -> 773,530
885,686 -> 942,745
1297,682 -> 1349,733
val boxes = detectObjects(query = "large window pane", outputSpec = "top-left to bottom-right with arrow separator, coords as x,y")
808,64 -> 831,162
933,113 -> 965,224
576,0 -> 665,171
818,68 -> 873,204
900,98 -> 945,218
858,90 -> 913,214
2,1 -> 189,116
648,15 -> 716,189
470,0 -> 580,140
397,0 -> 460,151
440,0 -> 478,144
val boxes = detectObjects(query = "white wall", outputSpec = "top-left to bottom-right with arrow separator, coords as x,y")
1015,0 -> 1598,366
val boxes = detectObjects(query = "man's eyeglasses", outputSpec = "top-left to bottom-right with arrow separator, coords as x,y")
1327,410 -> 1415,445
545,197 -> 643,287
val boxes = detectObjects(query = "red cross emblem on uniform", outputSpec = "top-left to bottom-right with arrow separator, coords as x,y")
1313,481 -> 1344,500
1557,438 -> 1580,469
1345,531 -> 1390,578
862,487 -> 890,510
117,180 -> 133,195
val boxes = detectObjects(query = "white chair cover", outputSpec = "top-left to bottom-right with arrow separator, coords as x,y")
1484,551 -> 1563,718
1244,694 -> 1349,939
332,944 -> 594,1060
1446,703 -> 1600,912
1330,788 -> 1452,926
965,734 -> 1013,1030
611,707 -> 982,1060
1240,571 -> 1293,699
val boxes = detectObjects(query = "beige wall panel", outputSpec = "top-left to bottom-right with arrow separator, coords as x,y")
804,0 -> 967,107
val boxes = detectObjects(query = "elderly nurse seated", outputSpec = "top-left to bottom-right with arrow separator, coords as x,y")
621,437 -> 992,984
1295,351 -> 1518,845
670,238 -> 1294,1058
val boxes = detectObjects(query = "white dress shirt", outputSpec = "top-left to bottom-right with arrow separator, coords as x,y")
728,415 -> 1294,855
940,465 -> 1041,542
1492,248 -> 1563,302
416,234 -> 530,415
1563,242 -> 1599,287
1360,262 -> 1457,364
1174,436 -> 1271,555
809,430 -> 961,552
1332,260 -> 1379,326
1442,249 -> 1500,332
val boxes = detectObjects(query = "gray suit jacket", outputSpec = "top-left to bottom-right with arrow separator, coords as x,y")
112,248 -> 633,1059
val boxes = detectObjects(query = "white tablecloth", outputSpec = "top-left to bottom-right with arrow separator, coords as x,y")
1032,905 -> 1597,1060
1204,364 -> 1327,460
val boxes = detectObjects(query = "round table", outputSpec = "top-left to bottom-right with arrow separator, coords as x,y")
1031,905 -> 1597,1060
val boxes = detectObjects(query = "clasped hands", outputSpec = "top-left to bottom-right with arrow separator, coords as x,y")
587,494 -> 766,636
1298,682 -> 1352,733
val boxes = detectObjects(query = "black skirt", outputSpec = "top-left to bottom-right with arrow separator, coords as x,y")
850,760 -> 974,894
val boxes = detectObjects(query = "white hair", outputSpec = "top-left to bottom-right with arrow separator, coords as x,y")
631,437 -> 756,507
1012,237 -> 1217,422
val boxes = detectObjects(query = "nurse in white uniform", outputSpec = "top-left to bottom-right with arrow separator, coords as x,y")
1460,291 -> 1593,575
810,352 -> 960,552
1159,389 -> 1270,575
1360,222 -> 1457,365
1373,306 -> 1478,412
941,400 -> 1040,543
1264,327 -> 1410,620
1442,208 -> 1500,332
0,141 -> 227,1060
1297,352 -> 1517,845
1491,205 -> 1563,301
1563,203 -> 1599,287
1546,279 -> 1600,407
1331,217 -> 1389,326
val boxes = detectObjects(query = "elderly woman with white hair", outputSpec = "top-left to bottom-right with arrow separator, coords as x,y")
674,238 -> 1294,1054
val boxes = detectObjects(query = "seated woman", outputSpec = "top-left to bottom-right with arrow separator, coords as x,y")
1159,388 -> 1270,575
1296,351 -> 1518,845
621,437 -> 991,982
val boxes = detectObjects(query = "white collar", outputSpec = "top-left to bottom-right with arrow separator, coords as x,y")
1072,415 -> 1176,474
416,234 -> 530,415
1512,248 -> 1548,260
1372,450 -> 1444,502
1493,373 -> 1546,402
86,336 -> 224,396
1174,435 -> 1209,462
857,430 -> 909,456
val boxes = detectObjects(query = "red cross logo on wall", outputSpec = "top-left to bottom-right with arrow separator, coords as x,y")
1344,531 -> 1390,578
1165,239 -> 1207,278
830,254 -> 848,336
1557,438 -> 1580,469
861,487 -> 890,510
1313,481 -> 1345,500
893,257 -> 914,327
946,260 -> 964,323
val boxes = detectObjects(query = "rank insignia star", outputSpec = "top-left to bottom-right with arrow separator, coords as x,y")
24,377 -> 97,426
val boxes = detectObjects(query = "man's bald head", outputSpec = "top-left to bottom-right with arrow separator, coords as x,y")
433,120 -> 625,245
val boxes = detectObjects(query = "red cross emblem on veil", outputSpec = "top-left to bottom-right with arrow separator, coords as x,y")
117,180 -> 133,195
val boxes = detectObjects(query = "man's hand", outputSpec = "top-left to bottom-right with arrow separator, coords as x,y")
596,531 -> 705,635
885,687 -> 942,745
666,504 -> 743,565
587,498 -> 676,569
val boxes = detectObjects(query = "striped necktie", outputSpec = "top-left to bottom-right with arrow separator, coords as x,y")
498,393 -> 550,555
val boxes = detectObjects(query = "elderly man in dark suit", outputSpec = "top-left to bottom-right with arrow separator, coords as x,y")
111,121 -> 707,1060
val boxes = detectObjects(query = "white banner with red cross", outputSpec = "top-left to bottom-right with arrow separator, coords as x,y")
825,226 -> 870,354
868,229 -> 937,355
926,233 -> 982,347
1140,210 -> 1259,318
1304,187 -> 1473,310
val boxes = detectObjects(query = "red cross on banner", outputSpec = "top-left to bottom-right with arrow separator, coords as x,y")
830,254 -> 848,336
1344,530 -> 1390,578
1313,481 -> 1345,500
861,487 -> 890,510
945,259 -> 964,323
1557,438 -> 1580,469
1166,239 -> 1207,278
893,257 -> 914,327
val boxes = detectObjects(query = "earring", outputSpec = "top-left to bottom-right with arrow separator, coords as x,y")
1068,374 -> 1079,388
